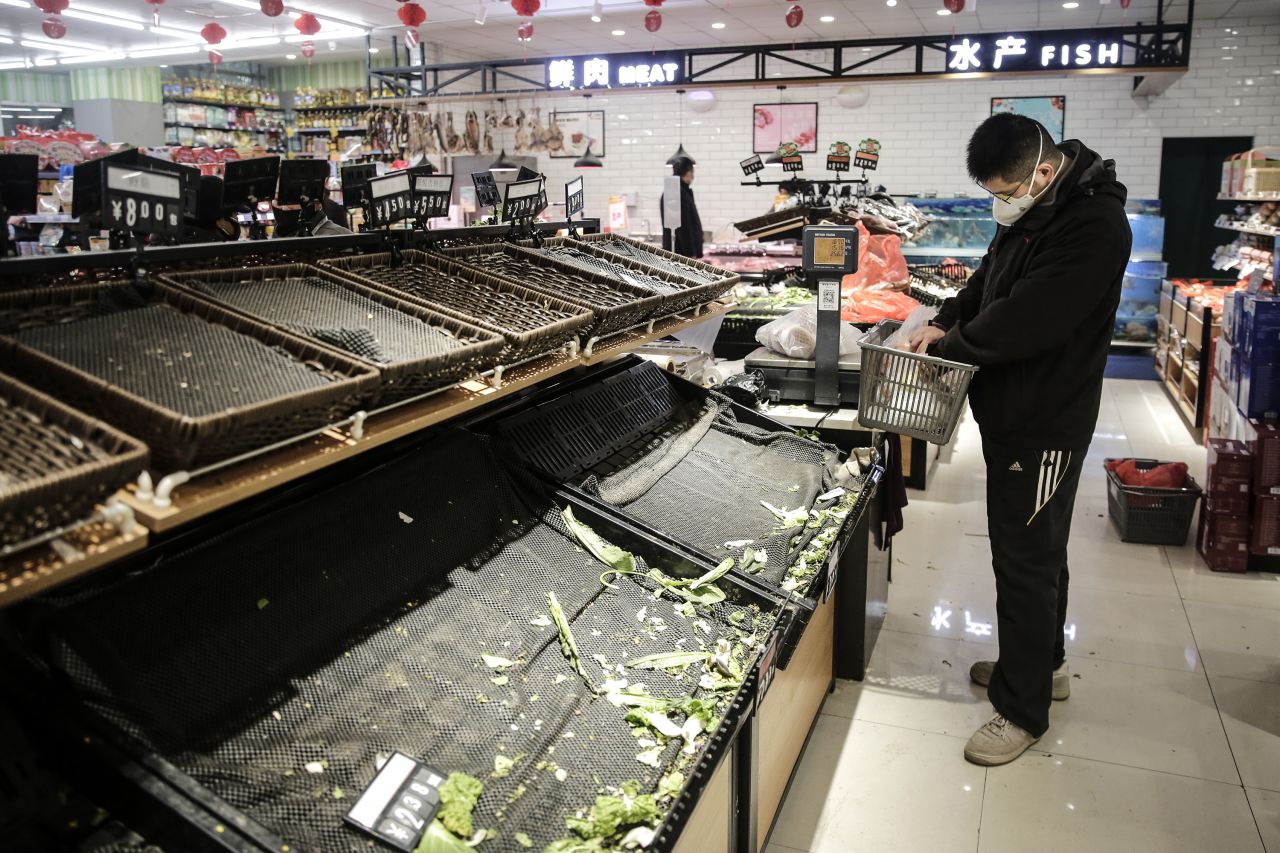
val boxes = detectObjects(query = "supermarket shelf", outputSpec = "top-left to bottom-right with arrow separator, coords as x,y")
297,126 -> 366,134
166,121 -> 283,132
117,300 -> 729,534
1214,216 -> 1280,238
1211,250 -> 1274,280
294,104 -> 369,112
164,97 -> 283,111
1219,192 -> 1280,202
0,514 -> 147,608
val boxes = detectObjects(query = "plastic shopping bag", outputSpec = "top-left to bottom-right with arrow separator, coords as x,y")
884,306 -> 939,350
839,221 -> 910,295
755,305 -> 861,360
841,288 -> 921,324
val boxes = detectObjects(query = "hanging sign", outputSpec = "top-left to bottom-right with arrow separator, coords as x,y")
663,174 -> 683,230
411,172 -> 453,219
345,753 -> 445,852
740,154 -> 764,177
367,171 -> 413,227
502,176 -> 543,221
854,139 -> 881,171
471,171 -> 501,208
566,176 -> 584,219
546,51 -> 686,90
103,165 -> 184,236
826,141 -> 851,173
945,30 -> 1124,74
777,142 -> 804,173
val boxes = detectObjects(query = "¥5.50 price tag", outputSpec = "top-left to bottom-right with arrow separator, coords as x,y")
103,165 -> 184,236
368,171 -> 413,227
412,173 -> 454,220
345,753 -> 446,852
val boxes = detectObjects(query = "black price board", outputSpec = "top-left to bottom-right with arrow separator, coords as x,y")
367,171 -> 413,227
345,753 -> 445,851
502,176 -> 544,222
566,176 -> 584,219
471,171 -> 501,208
740,154 -> 764,177
803,225 -> 858,276
411,172 -> 454,219
103,164 -> 185,236
781,154 -> 804,173
535,186 -> 549,218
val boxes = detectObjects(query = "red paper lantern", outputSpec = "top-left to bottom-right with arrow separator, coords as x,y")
511,0 -> 539,17
785,3 -> 803,28
259,0 -> 283,16
1119,0 -> 1131,6
643,0 -> 663,6
201,22 -> 227,44
41,15 -> 66,38
517,20 -> 533,39
644,9 -> 661,32
397,2 -> 425,27
144,0 -> 164,26
209,49 -> 223,65
943,0 -> 964,12
300,39 -> 315,58
33,0 -> 68,14
294,12 -> 321,36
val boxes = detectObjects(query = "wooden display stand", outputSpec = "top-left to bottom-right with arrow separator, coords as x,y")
1154,281 -> 1225,441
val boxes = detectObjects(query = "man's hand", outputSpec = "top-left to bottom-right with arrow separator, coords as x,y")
906,324 -> 946,354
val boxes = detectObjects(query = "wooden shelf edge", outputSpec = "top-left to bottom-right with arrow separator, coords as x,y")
0,520 -> 147,609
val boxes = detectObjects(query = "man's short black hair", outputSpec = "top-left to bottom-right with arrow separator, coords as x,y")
671,157 -> 694,177
966,113 -> 1052,184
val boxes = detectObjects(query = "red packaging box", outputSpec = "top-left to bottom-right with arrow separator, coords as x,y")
1248,421 -> 1280,495
1205,492 -> 1252,514
1252,495 -> 1280,556
1207,438 -> 1253,481
1197,510 -> 1251,573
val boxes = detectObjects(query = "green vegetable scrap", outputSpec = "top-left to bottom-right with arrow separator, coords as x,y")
562,506 -> 637,574
548,591 -> 597,694
482,654 -> 516,670
414,820 -> 472,853
564,781 -> 660,841
492,753 -> 527,779
438,772 -> 484,839
624,650 -> 710,671
256,598 -> 269,610
728,611 -> 746,627
689,557 -> 733,591
656,771 -> 684,801
542,840 -> 604,853
515,832 -> 534,848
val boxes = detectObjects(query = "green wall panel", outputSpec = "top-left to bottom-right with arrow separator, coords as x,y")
0,71 -> 72,104
70,67 -> 161,102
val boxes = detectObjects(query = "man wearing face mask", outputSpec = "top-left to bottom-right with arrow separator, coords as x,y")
908,113 -> 1131,766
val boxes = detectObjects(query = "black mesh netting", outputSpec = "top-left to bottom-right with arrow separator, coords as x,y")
180,276 -> 464,366
578,238 -> 721,285
19,430 -> 770,853
530,247 -> 683,297
11,304 -> 337,419
466,251 -> 637,309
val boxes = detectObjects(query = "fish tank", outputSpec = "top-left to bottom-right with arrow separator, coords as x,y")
900,197 -> 996,263
1116,201 -> 1165,344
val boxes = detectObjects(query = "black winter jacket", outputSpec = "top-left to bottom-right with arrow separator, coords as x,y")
661,181 -> 704,258
931,140 -> 1132,451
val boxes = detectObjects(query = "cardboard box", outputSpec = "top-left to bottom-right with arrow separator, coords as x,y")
1252,495 -> 1280,556
1197,508 -> 1251,573
1241,295 -> 1280,360
1239,357 -> 1280,419
1247,420 -> 1280,495
1208,377 -> 1234,441
1213,338 -> 1233,387
1208,438 -> 1253,480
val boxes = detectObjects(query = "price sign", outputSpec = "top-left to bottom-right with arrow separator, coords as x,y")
781,154 -> 804,173
755,631 -> 780,704
854,138 -> 881,171
368,171 -> 413,227
471,171 -> 501,208
740,154 -> 764,176
103,165 -> 184,236
502,177 -> 543,222
827,141 -> 852,173
566,176 -> 584,219
412,173 -> 454,219
345,753 -> 445,852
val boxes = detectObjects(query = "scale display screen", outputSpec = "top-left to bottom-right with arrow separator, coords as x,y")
802,225 -> 858,275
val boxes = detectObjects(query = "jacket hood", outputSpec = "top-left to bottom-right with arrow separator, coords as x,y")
1015,139 -> 1127,231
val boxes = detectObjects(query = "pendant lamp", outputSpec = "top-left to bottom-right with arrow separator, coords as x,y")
489,148 -> 518,173
574,144 -> 603,169
665,89 -> 695,165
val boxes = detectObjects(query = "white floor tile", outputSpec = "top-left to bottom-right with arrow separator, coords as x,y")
770,717 -> 984,853
1029,657 -> 1238,784
1185,601 -> 1280,684
978,753 -> 1265,853
1248,788 -> 1280,853
1212,676 -> 1280,792
1167,546 -> 1280,610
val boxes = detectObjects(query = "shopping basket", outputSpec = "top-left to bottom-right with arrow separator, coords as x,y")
855,319 -> 978,444
1105,459 -> 1202,545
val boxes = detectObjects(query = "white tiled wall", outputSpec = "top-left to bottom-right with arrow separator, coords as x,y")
436,17 -> 1280,236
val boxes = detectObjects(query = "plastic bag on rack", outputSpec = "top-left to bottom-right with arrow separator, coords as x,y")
841,287 -> 922,324
839,221 -> 910,294
884,306 -> 939,350
755,304 -> 861,359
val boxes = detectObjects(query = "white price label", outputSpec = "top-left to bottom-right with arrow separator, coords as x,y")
370,172 -> 411,199
106,166 -> 181,200
414,175 -> 453,193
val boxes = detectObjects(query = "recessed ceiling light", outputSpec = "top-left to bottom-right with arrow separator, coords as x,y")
368,47 -> 379,53
711,22 -> 726,29
1062,1 -> 1079,8
37,107 -> 62,111
159,64 -> 168,67
819,15 -> 834,22
591,14 -> 601,22
612,29 -> 625,35
886,0 -> 896,6
286,53 -> 297,59
937,8 -> 951,15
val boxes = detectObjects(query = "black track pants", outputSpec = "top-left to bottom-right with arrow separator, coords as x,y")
982,439 -> 1086,737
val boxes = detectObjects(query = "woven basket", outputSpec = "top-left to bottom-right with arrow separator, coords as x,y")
438,242 -> 667,339
317,250 -> 593,365
0,371 -> 148,548
540,235 -> 739,315
160,263 -> 504,404
0,280 -> 380,472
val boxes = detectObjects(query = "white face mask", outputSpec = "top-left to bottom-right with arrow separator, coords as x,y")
990,137 -> 1064,226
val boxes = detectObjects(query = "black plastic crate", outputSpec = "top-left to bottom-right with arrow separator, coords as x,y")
1106,458 -> 1203,545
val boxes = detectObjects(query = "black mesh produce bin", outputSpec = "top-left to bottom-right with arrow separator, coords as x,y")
1106,459 -> 1203,545
733,207 -> 813,242
0,280 -> 379,472
572,234 -> 739,290
161,263 -> 504,404
0,371 -> 148,549
439,243 -> 667,340
317,250 -> 593,365
907,263 -> 968,307
12,429 -> 772,853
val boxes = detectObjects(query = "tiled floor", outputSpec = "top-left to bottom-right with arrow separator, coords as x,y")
768,378 -> 1280,853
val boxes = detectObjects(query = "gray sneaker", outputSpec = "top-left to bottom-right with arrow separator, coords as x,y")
969,660 -> 1071,700
964,713 -> 1040,766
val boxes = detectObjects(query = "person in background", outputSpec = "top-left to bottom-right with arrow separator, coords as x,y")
661,157 -> 702,258
908,113 -> 1131,767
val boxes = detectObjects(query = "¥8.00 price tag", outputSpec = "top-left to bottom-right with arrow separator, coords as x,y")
103,165 -> 184,236
368,171 -> 413,227
345,753 -> 446,851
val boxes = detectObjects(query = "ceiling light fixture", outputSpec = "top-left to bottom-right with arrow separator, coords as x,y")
612,29 -> 625,36
21,38 -> 101,54
220,36 -> 284,50
368,46 -> 379,53
284,27 -> 364,43
18,114 -> 49,119
937,8 -> 951,15
128,45 -> 200,58
819,15 -> 834,22
150,25 -> 202,40
32,59 -> 58,67
0,36 -> 12,45
475,0 -> 487,24
0,0 -> 28,8
886,0 -> 896,6
591,0 -> 602,22
711,22 -> 726,29
62,9 -> 146,30
62,53 -> 126,64
37,107 -> 63,111
1061,1 -> 1079,7
286,53 -> 297,59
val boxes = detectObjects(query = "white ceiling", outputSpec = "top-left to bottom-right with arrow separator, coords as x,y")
0,0 -> 1272,73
